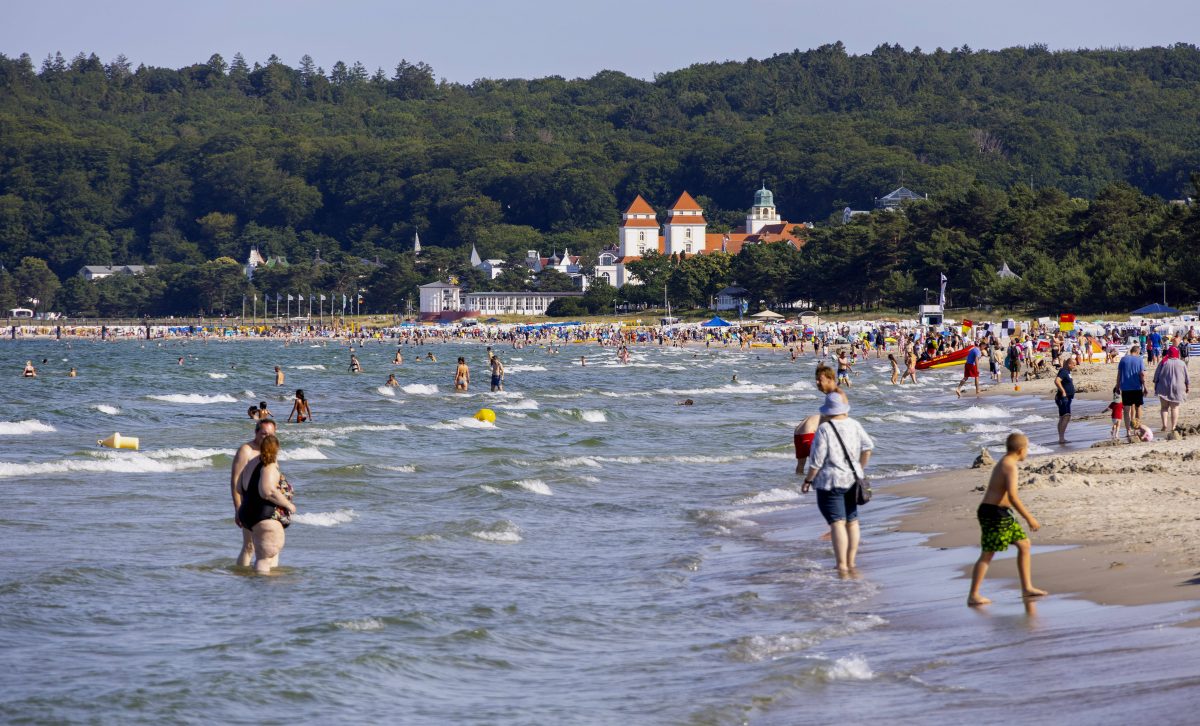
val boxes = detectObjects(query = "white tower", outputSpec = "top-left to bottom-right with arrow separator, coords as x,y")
745,184 -> 781,234
619,195 -> 659,257
664,191 -> 706,255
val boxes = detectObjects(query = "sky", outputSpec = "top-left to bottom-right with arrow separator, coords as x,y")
2,0 -> 1198,83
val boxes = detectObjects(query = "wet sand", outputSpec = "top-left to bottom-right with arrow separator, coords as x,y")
891,355 -> 1200,608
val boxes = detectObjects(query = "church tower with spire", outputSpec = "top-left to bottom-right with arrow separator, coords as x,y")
745,184 -> 781,234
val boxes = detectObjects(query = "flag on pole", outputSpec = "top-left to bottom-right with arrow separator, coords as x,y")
320,294 -> 326,301
342,294 -> 347,311
962,319 -> 973,336
938,273 -> 947,308
1059,313 -> 1076,332
276,293 -> 282,302
287,294 -> 293,301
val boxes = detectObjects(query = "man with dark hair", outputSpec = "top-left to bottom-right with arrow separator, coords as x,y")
230,418 -> 277,567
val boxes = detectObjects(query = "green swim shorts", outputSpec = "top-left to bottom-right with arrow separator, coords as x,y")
977,503 -> 1027,552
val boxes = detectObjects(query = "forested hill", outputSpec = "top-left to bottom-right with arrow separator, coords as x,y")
1,42 -> 1199,293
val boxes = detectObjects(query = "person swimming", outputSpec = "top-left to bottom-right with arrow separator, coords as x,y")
385,373 -> 399,387
22,360 -> 36,378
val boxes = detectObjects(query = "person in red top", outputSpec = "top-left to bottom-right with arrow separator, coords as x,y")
1106,393 -> 1124,441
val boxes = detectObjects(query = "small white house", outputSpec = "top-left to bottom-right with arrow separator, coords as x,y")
418,281 -> 462,316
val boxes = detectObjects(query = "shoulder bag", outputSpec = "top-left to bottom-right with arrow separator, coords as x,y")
827,421 -> 872,505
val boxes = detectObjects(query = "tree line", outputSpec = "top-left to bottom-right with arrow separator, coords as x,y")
1,44 -> 1199,316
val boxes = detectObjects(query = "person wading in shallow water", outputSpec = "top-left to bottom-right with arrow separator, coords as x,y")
230,418 -> 276,567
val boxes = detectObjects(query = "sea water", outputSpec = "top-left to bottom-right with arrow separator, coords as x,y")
1,339 -> 1198,723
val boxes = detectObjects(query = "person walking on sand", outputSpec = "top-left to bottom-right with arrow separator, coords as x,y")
274,366 -> 285,386
1115,344 -> 1147,443
801,389 -> 873,575
1053,357 -> 1077,444
1153,346 -> 1190,433
955,344 -> 982,398
454,356 -> 470,392
967,432 -> 1046,606
230,418 -> 277,567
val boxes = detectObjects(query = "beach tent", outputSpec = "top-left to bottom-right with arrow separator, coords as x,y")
750,310 -> 784,320
1130,303 -> 1180,316
484,317 -> 500,323
700,316 -> 732,327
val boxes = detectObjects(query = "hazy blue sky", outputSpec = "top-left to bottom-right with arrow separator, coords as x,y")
3,0 -> 1197,82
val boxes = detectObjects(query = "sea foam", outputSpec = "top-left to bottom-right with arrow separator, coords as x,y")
0,420 -> 56,435
402,384 -> 438,395
93,405 -> 120,416
514,479 -> 553,496
148,393 -> 238,405
292,509 -> 357,526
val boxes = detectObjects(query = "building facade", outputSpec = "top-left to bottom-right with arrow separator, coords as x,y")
593,186 -> 808,288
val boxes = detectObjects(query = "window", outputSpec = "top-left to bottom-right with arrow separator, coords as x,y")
638,231 -> 645,242
686,243 -> 692,253
685,229 -> 692,239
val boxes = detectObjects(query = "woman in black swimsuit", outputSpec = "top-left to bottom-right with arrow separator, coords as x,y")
237,435 -> 295,574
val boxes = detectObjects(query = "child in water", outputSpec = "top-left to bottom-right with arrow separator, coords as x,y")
1106,394 -> 1124,441
888,353 -> 900,385
287,389 -> 313,423
967,432 -> 1047,606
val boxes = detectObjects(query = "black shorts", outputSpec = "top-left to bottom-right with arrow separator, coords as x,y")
1121,390 -> 1144,407
1055,396 -> 1073,417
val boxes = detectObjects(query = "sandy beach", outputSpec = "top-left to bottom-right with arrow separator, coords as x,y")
890,355 -> 1200,608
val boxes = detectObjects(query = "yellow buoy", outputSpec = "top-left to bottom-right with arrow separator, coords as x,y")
98,432 -> 139,450
1014,385 -> 1021,392
474,408 -> 496,423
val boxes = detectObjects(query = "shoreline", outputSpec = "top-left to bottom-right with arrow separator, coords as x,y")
885,357 -> 1200,609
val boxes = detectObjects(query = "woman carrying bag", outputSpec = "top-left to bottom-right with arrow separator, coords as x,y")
801,391 -> 875,574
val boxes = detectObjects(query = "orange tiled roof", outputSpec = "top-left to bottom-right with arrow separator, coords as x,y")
620,217 -> 660,228
669,191 -> 703,211
667,214 -> 707,225
624,195 -> 656,215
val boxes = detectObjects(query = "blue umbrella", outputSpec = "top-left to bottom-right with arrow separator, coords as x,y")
1130,303 -> 1180,316
700,316 -> 732,327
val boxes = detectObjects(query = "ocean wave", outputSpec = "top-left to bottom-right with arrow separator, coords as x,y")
656,384 -> 773,396
907,405 -> 1010,421
734,488 -> 801,505
430,417 -> 495,430
207,372 -> 228,379
968,423 -> 1013,434
480,484 -> 502,494
376,386 -> 396,396
292,509 -> 356,526
505,364 -> 547,372
507,412 -> 528,418
140,447 -> 226,460
278,446 -> 328,461
734,616 -> 886,662
327,423 -> 409,435
0,420 -> 56,435
514,479 -> 553,496
148,393 -> 237,405
334,618 -> 384,631
380,464 -> 416,473
471,522 -> 522,543
499,399 -> 539,410
580,410 -> 607,423
1014,414 -> 1048,424
402,384 -> 438,395
825,654 -> 875,681
93,405 -> 120,416
291,364 -> 326,370
0,453 -> 211,478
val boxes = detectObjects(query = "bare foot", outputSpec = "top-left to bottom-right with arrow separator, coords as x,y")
955,389 -> 962,398
1022,587 -> 1048,598
819,531 -> 832,541
967,595 -> 992,606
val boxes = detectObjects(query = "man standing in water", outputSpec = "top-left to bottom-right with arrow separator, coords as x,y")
490,355 -> 505,392
274,366 -> 284,386
230,418 -> 276,567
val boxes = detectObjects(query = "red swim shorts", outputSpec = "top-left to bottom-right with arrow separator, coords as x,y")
964,363 -> 979,378
794,431 -> 815,459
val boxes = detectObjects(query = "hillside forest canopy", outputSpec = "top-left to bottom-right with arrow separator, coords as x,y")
0,42 -> 1199,317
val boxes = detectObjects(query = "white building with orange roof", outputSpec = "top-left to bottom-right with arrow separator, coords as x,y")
593,186 -> 809,288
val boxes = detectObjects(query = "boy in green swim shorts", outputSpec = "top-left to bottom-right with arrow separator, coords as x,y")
967,433 -> 1048,606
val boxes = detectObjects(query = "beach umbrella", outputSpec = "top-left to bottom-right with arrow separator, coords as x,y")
1130,303 -> 1180,316
750,309 -> 784,319
700,316 -> 732,327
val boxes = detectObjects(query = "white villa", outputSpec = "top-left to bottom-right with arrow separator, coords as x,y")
593,186 -> 807,288
78,264 -> 154,281
419,280 -> 583,320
